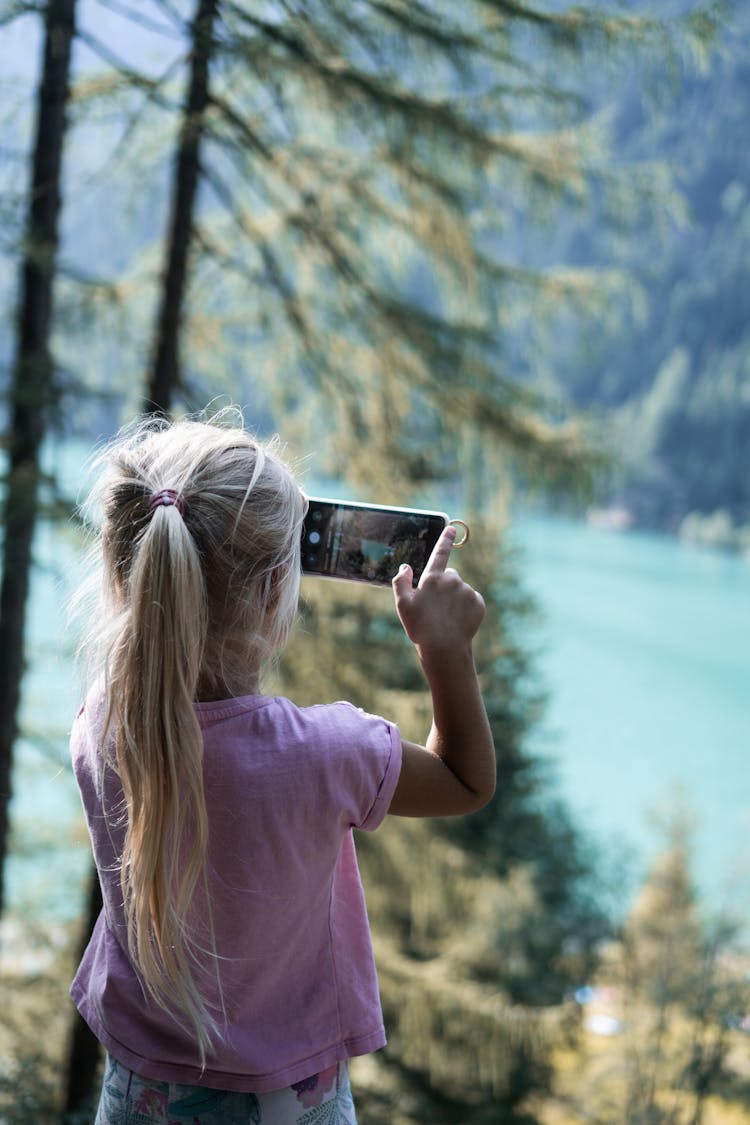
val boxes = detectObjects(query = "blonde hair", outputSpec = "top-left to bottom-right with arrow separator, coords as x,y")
77,409 -> 305,1061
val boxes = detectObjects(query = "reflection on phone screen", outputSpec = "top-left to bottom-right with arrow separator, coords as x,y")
303,500 -> 446,585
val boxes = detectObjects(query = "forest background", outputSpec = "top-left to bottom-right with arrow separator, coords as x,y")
0,0 -> 749,1122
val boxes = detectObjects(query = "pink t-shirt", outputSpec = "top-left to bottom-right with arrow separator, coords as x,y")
70,690 -> 402,1092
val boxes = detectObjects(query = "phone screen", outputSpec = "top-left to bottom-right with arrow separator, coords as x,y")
302,498 -> 448,585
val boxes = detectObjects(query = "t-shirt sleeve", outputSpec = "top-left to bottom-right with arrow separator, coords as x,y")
357,713 -> 402,832
323,703 -> 402,833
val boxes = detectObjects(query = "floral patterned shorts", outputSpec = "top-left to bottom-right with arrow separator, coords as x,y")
94,1053 -> 358,1125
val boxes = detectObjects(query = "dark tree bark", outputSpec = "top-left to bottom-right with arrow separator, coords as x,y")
143,0 -> 219,415
0,0 -> 75,914
63,870 -> 104,1117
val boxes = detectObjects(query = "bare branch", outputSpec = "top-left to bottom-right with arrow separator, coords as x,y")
206,91 -> 274,161
73,27 -> 184,97
92,0 -> 185,38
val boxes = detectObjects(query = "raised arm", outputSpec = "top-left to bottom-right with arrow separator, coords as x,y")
387,525 -> 496,817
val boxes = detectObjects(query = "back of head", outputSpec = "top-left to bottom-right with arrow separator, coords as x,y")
81,408 -> 305,1060
99,411 -> 305,695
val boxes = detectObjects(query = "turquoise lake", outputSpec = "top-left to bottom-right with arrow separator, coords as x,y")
512,514 -> 750,923
6,500 -> 750,931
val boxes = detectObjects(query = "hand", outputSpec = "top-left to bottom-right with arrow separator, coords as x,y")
392,525 -> 486,657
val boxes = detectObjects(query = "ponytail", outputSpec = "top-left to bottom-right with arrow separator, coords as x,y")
104,493 -> 219,1060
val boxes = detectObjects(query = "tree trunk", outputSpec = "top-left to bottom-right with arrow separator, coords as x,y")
63,870 -> 103,1117
0,0 -> 75,914
143,0 -> 219,415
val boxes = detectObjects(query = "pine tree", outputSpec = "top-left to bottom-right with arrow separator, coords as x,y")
0,0 -> 722,1117
66,1 -> 722,490
58,3 -> 721,1115
144,0 -> 219,413
276,528 -> 610,1117
0,0 -> 76,914
569,813 -> 750,1125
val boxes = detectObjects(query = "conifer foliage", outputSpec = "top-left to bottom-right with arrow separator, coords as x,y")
565,815 -> 750,1124
279,531 -> 608,1117
70,0 -> 716,487
0,0 -> 728,1120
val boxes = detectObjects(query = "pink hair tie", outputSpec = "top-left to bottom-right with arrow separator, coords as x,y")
149,488 -> 184,516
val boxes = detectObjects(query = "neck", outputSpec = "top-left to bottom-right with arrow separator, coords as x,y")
196,670 -> 262,703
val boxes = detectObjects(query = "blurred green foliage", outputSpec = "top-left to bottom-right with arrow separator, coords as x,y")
1,0 -> 745,1121
540,4 -> 750,545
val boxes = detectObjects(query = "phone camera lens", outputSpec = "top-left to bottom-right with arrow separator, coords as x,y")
308,530 -> 321,545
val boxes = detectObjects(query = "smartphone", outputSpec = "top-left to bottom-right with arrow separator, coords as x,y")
301,497 -> 449,586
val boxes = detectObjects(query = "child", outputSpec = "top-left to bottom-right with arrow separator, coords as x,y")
70,410 -> 495,1125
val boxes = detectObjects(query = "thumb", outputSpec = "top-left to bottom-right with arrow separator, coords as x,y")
392,562 -> 413,602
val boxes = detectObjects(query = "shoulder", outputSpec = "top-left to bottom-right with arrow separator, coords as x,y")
290,700 -> 402,831
71,680 -> 106,754
197,696 -> 397,765
70,681 -> 114,808
284,698 -> 396,748
196,695 -> 370,740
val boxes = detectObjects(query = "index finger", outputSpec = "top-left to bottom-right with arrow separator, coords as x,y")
419,524 -> 457,583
